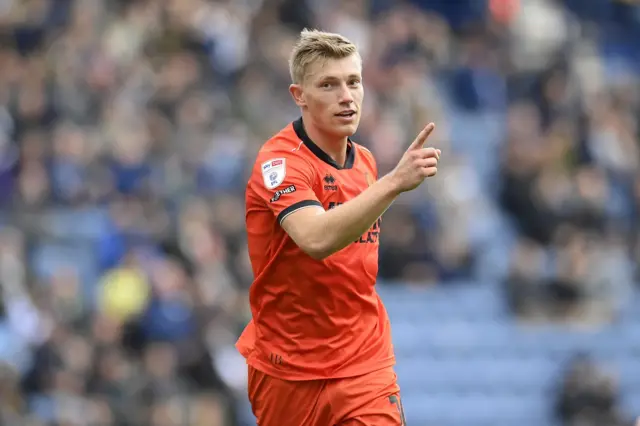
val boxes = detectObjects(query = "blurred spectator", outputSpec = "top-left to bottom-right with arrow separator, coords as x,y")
555,353 -> 633,426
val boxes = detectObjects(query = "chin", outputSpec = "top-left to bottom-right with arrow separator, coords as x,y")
338,125 -> 358,137
331,120 -> 360,137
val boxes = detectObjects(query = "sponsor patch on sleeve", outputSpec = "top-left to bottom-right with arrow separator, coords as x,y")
261,158 -> 286,189
270,185 -> 296,202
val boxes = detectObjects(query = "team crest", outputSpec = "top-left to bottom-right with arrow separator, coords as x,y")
261,158 -> 286,189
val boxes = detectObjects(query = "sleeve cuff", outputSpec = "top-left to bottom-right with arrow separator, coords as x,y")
277,200 -> 323,225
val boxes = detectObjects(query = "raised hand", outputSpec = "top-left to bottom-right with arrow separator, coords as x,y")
389,123 -> 440,193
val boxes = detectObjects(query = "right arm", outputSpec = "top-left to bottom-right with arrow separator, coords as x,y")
281,174 -> 400,259
282,123 -> 440,260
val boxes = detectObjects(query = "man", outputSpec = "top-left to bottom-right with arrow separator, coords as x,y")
236,29 -> 440,426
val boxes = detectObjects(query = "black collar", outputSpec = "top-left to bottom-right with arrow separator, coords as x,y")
293,117 -> 355,170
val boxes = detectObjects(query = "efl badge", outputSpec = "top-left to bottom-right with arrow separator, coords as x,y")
261,158 -> 286,189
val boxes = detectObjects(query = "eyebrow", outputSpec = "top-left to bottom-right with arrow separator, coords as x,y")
317,74 -> 362,82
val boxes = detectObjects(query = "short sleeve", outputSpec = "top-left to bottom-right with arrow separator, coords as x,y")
250,152 -> 323,224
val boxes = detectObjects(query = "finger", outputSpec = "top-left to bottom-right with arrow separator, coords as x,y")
415,157 -> 438,168
436,149 -> 441,160
422,167 -> 437,177
408,123 -> 436,151
417,147 -> 438,159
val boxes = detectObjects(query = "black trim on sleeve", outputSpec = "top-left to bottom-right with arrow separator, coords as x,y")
293,117 -> 355,170
277,200 -> 323,224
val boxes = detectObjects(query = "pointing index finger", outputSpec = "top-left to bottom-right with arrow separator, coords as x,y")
409,123 -> 436,150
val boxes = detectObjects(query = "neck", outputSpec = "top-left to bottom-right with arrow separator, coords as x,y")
302,115 -> 348,167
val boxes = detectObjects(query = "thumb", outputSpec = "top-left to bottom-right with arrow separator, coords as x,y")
408,123 -> 436,151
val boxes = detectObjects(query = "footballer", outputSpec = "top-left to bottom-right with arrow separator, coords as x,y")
236,29 -> 440,426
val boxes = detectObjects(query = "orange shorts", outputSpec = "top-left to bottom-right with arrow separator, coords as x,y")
247,365 -> 406,426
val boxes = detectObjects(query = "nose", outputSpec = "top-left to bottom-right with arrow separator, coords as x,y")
338,83 -> 354,104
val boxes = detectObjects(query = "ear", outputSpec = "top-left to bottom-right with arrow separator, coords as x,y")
289,84 -> 306,108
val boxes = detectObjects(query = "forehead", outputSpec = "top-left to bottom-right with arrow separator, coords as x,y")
306,54 -> 362,82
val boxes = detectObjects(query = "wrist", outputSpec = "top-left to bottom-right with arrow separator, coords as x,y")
378,172 -> 403,197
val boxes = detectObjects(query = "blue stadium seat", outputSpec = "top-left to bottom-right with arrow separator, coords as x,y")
30,241 -> 99,304
385,282 -> 640,426
42,208 -> 110,240
402,392 -> 550,426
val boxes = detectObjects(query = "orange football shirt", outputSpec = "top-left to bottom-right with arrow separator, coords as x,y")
236,117 -> 395,381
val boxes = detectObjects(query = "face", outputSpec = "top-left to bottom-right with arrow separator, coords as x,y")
290,54 -> 364,138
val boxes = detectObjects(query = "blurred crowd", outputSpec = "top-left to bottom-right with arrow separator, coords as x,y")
0,0 -> 639,425
555,353 -> 632,426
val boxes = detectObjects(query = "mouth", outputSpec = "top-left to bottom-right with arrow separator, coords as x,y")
335,110 -> 356,118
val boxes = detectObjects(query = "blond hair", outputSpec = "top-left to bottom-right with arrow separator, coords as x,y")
289,29 -> 359,84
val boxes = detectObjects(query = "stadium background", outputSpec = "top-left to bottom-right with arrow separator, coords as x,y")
0,0 -> 639,425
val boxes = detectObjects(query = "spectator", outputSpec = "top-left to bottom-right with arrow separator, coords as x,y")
556,353 -> 633,426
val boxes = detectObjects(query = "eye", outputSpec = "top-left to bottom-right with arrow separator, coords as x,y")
321,82 -> 333,89
349,79 -> 361,87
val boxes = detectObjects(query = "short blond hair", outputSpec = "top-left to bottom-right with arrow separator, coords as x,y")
289,29 -> 359,84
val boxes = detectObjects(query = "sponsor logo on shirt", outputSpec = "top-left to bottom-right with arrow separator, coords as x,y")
328,201 -> 381,244
270,185 -> 296,202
